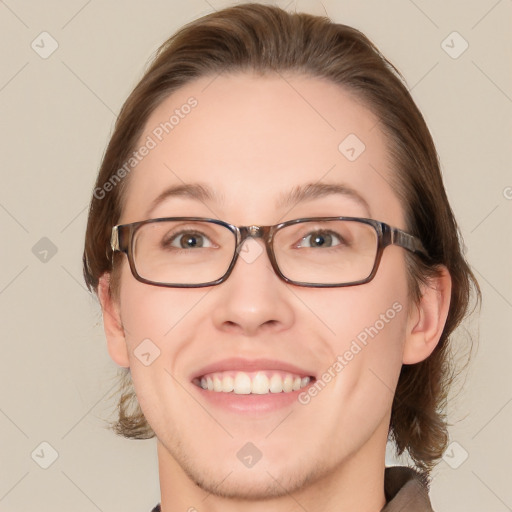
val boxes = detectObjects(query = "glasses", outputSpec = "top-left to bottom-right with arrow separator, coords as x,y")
110,216 -> 429,288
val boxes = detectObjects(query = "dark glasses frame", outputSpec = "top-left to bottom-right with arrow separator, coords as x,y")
110,216 -> 429,288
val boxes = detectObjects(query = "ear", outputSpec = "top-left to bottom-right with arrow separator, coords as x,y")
402,266 -> 452,364
97,272 -> 130,368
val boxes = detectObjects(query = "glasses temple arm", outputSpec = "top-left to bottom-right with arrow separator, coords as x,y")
111,225 -> 120,252
391,228 -> 429,258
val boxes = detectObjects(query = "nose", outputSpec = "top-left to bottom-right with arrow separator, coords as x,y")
211,238 -> 295,336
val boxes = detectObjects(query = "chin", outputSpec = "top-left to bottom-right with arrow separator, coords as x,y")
188,462 -> 318,500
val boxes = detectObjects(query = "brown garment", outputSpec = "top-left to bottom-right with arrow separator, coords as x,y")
150,465 -> 434,512
382,466 -> 434,511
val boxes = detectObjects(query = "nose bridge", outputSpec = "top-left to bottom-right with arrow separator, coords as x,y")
237,224 -> 271,249
230,224 -> 276,276
239,224 -> 266,240
213,223 -> 294,335
248,225 -> 261,237
236,224 -> 274,259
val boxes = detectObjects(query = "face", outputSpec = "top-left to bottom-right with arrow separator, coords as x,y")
108,72 -> 414,498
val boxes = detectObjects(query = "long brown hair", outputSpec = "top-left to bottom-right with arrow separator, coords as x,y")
83,3 -> 480,475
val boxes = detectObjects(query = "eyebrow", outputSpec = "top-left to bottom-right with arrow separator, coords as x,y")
146,181 -> 371,217
277,182 -> 371,215
146,183 -> 224,217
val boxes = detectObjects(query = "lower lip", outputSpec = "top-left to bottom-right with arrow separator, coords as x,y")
192,380 -> 315,414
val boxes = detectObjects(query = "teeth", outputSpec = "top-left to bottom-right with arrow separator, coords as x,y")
269,374 -> 283,393
234,372 -> 252,394
222,375 -> 234,392
196,371 -> 312,394
282,374 -> 293,392
251,372 -> 269,394
213,375 -> 223,392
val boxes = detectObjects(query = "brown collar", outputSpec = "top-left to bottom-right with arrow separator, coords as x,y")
382,466 -> 434,511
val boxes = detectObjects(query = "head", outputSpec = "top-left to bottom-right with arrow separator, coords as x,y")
83,2 -> 479,493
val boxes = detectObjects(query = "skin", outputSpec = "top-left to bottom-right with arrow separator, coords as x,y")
98,72 -> 451,512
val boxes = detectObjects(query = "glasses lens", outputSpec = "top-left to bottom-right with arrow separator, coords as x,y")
132,220 -> 236,285
273,220 -> 378,285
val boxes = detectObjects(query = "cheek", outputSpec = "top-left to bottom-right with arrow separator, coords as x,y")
302,277 -> 408,353
115,276 -> 207,424
118,264 -> 205,346
116,272 -> 209,396
296,279 -> 409,440
300,250 -> 410,388
289,275 -> 409,461
310,288 -> 407,394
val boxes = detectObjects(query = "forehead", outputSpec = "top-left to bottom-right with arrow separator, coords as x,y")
120,72 -> 404,227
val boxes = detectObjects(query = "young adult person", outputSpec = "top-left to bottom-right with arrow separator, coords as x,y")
83,4 -> 479,511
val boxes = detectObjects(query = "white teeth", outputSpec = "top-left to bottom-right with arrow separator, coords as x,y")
197,371 -> 312,394
234,372 -> 252,394
282,374 -> 293,392
251,372 -> 270,394
222,375 -> 234,392
213,375 -> 223,392
269,374 -> 283,393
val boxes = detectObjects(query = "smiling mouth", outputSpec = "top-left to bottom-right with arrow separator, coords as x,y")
192,370 -> 314,395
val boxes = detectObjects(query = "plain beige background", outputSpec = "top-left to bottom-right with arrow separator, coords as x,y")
1,0 -> 511,510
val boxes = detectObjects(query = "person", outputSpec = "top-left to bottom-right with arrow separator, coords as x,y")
82,3 -> 480,511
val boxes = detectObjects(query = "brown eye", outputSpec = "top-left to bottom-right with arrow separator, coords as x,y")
164,230 -> 213,249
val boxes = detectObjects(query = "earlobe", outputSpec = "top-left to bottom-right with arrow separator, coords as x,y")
402,266 -> 452,364
97,273 -> 130,368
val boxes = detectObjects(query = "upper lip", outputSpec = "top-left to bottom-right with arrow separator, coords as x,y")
190,358 -> 316,381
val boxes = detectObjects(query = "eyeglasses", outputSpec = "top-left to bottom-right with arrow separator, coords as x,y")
110,216 -> 429,288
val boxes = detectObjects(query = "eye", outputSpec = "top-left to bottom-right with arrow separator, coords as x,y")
165,230 -> 214,249
298,230 -> 343,248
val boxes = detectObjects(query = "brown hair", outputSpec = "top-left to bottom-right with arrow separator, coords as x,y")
83,3 -> 480,475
